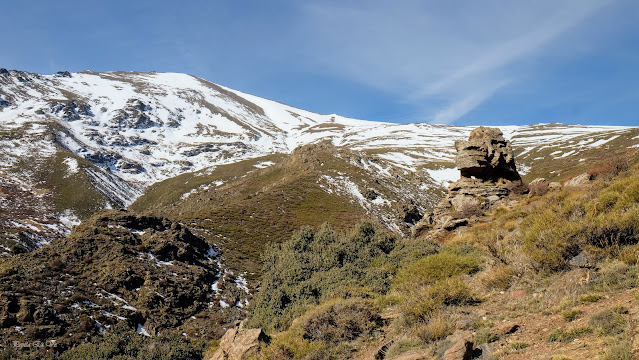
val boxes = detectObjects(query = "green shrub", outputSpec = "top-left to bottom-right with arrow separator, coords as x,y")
393,252 -> 480,290
589,262 -> 639,291
561,309 -> 582,322
547,327 -> 593,342
588,308 -> 628,335
415,314 -> 451,343
509,342 -> 529,350
383,338 -> 425,359
247,222 -> 398,332
579,294 -> 603,303
521,195 -> 583,271
601,342 -> 632,360
521,171 -> 639,271
392,252 -> 479,323
256,332 -> 329,360
474,327 -> 499,345
59,323 -> 205,360
299,298 -> 382,344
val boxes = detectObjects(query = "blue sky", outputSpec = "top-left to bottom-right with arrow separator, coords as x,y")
1,0 -> 638,126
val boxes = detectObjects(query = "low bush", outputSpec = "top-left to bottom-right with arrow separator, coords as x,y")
415,313 -> 451,343
521,194 -> 583,271
561,309 -> 582,322
392,252 -> 479,323
256,332 -> 329,360
299,298 -> 382,344
579,294 -> 603,303
601,342 -> 632,360
547,327 -> 593,342
247,222 -> 399,332
59,323 -> 206,360
474,327 -> 499,346
509,342 -> 529,350
588,308 -> 628,335
481,264 -> 515,291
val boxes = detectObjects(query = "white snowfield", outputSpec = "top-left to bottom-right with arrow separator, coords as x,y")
1,69 -> 637,209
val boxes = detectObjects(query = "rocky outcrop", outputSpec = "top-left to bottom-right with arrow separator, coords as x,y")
455,126 -> 520,181
208,325 -> 270,360
49,99 -> 93,121
414,127 -> 522,234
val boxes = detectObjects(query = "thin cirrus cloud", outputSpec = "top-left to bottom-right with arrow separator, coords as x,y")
296,0 -> 613,124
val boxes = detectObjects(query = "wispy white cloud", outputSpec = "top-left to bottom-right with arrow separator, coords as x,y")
296,0 -> 613,123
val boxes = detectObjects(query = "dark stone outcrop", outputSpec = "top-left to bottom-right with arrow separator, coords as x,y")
50,99 -> 93,121
55,71 -> 72,78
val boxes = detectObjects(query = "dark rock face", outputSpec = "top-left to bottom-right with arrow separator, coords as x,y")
50,100 -> 93,121
401,203 -> 422,225
115,99 -> 158,129
55,71 -> 72,78
455,126 -> 520,181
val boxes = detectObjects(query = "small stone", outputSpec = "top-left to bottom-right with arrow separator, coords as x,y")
569,250 -> 597,268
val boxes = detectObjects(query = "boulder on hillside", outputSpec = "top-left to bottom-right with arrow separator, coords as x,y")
443,330 -> 474,360
564,173 -> 592,188
455,127 -> 520,181
414,127 -> 523,234
208,325 -> 270,360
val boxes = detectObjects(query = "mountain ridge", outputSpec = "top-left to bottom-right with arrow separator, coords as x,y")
1,68 -> 638,255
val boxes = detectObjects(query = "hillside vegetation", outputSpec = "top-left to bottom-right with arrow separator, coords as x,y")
238,150 -> 639,359
131,142 -> 442,275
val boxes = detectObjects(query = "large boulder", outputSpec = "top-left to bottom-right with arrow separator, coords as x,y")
208,326 -> 270,360
443,331 -> 474,360
414,127 -> 522,233
564,173 -> 592,188
455,127 -> 520,181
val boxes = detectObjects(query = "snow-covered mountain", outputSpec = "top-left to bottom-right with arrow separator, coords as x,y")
1,68 -> 638,253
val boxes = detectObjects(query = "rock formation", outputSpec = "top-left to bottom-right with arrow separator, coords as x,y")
208,323 -> 270,360
455,126 -> 520,181
415,127 -> 522,234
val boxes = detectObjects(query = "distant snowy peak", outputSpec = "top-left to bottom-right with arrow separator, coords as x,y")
0,70 -> 378,185
1,69 -> 638,191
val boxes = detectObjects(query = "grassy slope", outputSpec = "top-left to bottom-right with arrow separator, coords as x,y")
131,147 -> 372,274
1,121 -> 112,250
